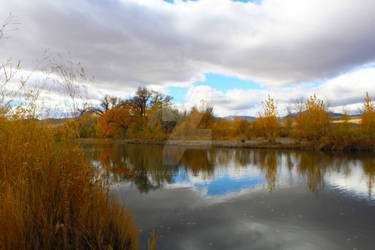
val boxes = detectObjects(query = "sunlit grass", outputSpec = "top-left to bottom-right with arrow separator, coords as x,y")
332,118 -> 361,124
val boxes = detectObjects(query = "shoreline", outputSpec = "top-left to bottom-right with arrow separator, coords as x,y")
78,138 -> 372,152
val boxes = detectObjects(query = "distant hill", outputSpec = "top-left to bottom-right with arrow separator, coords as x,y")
281,112 -> 361,120
38,118 -> 72,128
223,115 -> 256,121
223,112 -> 362,122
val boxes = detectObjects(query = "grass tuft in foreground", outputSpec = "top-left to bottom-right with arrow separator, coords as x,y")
0,113 -> 138,249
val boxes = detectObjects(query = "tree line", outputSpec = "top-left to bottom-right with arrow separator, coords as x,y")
74,87 -> 375,151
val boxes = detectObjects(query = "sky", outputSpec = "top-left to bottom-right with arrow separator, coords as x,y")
1,0 -> 375,116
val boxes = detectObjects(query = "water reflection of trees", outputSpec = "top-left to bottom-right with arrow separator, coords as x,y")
363,157 -> 375,197
84,144 -> 375,196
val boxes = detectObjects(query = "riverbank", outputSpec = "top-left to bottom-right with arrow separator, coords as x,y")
78,138 -> 316,150
78,138 -> 375,152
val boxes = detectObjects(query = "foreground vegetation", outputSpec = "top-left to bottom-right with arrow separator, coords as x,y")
0,21 -> 141,248
75,89 -> 375,151
1,19 -> 160,249
0,111 -> 138,249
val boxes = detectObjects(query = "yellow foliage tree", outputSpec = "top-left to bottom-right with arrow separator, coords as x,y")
295,95 -> 330,142
173,106 -> 213,139
254,95 -> 278,141
361,92 -> 375,138
233,118 -> 252,140
212,118 -> 233,139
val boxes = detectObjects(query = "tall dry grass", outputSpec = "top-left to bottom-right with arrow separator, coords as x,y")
0,111 -> 138,249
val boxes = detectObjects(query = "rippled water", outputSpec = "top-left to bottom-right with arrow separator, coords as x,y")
83,143 -> 375,250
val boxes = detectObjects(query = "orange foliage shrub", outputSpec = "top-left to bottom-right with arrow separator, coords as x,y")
99,107 -> 135,137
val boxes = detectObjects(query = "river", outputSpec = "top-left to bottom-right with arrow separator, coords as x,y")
83,143 -> 375,250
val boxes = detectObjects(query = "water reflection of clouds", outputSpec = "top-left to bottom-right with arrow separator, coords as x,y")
160,155 -> 375,202
162,157 -> 310,200
166,164 -> 265,197
326,166 -> 375,200
87,144 -> 375,201
114,178 -> 366,250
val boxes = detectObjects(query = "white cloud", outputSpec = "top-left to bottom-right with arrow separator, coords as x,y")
185,66 -> 375,116
317,67 -> 375,107
1,0 -> 375,115
1,0 -> 375,86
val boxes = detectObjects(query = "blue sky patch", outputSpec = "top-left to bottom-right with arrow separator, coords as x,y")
163,0 -> 198,3
168,73 -> 264,103
233,0 -> 261,3
164,0 -> 259,4
195,175 -> 263,196
172,167 -> 191,183
194,73 -> 263,92
169,86 -> 189,103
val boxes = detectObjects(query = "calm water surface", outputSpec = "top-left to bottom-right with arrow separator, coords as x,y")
83,143 -> 375,250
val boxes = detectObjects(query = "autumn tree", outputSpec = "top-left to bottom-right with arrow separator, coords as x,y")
254,95 -> 278,141
197,104 -> 215,129
97,96 -> 125,116
295,95 -> 330,142
233,118 -> 252,140
173,105 -> 213,140
145,102 -> 179,139
212,118 -> 233,139
129,87 -> 152,117
252,116 -> 265,138
98,107 -> 135,137
129,87 -> 172,118
74,113 -> 101,138
361,92 -> 375,140
87,87 -> 174,138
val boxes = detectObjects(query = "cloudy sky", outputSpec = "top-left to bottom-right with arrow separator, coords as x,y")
1,0 -> 375,116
